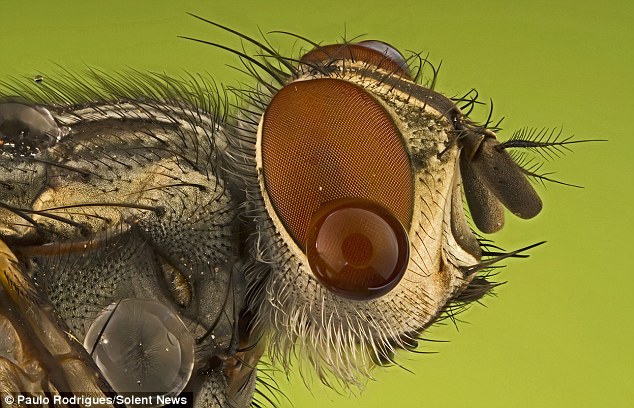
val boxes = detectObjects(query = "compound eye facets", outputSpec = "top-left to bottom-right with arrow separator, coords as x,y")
299,41 -> 411,79
306,198 -> 409,300
260,77 -> 414,300
83,298 -> 195,402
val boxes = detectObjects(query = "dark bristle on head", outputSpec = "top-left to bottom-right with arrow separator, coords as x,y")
0,17 -> 601,408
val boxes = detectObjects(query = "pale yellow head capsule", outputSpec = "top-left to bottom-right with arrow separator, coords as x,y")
231,40 -> 490,384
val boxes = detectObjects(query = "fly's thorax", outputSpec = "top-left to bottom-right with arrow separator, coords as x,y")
0,89 -> 248,404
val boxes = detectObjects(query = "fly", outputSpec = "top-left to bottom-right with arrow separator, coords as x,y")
0,17 -> 598,407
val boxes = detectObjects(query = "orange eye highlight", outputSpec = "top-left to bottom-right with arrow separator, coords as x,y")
261,78 -> 413,251
306,198 -> 409,300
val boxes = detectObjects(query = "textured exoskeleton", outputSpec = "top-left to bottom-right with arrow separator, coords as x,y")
0,19 -> 590,407
0,89 -> 254,407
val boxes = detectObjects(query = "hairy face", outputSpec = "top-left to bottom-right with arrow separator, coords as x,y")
223,37 -> 555,386
0,20 -> 589,407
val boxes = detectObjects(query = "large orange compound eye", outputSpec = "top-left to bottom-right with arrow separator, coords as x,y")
300,42 -> 411,79
260,77 -> 413,300
306,198 -> 409,300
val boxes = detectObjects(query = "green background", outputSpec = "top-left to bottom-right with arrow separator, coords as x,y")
1,1 -> 632,407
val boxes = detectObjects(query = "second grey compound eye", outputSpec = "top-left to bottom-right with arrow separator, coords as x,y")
83,298 -> 195,403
